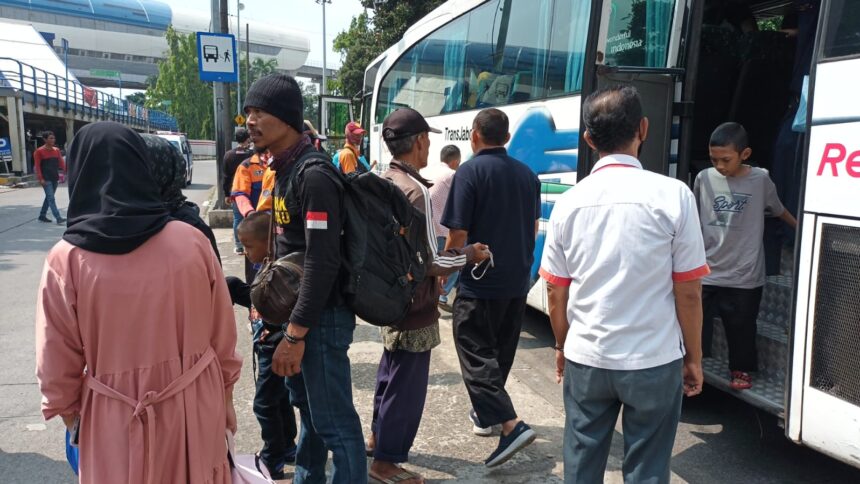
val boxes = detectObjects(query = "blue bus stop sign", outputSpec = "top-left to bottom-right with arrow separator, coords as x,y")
197,32 -> 238,83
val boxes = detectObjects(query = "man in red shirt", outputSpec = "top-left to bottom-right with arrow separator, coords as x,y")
34,131 -> 66,224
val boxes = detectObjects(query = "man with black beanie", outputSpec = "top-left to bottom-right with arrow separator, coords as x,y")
244,73 -> 366,484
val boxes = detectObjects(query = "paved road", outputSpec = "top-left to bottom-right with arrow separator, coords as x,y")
2,159 -> 860,483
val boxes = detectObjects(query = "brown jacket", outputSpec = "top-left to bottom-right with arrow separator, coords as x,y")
383,160 -> 476,331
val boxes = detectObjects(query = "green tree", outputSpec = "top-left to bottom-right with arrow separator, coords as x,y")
146,27 -> 214,139
126,92 -> 146,105
333,1 -> 444,103
299,80 -> 320,128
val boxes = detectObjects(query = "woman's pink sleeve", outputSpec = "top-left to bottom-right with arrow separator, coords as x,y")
207,247 -> 243,389
35,257 -> 85,420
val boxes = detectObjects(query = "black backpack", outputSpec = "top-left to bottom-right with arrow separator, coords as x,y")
288,155 -> 429,327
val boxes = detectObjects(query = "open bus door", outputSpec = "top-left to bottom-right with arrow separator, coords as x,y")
576,0 -> 691,181
786,0 -> 860,467
319,95 -> 354,156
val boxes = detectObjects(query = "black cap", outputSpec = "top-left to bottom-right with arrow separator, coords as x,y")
382,108 -> 441,141
243,74 -> 304,133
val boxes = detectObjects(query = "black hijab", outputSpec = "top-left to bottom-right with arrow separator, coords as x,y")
63,122 -> 171,254
140,134 -> 221,261
140,134 -> 187,212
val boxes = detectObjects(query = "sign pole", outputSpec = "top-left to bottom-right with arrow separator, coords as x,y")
209,0 -> 232,209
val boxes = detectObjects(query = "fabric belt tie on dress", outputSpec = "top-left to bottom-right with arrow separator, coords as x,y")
84,347 -> 218,484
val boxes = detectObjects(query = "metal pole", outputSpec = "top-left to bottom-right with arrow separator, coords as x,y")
246,22 -> 250,93
211,0 -> 232,208
236,0 -> 241,115
321,0 -> 327,95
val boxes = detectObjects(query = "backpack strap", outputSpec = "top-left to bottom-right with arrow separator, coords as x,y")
275,150 -> 344,222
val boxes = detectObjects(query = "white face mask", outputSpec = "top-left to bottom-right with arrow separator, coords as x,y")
471,250 -> 495,280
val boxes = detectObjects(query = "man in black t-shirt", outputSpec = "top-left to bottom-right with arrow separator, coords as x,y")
442,108 -> 541,468
222,128 -> 252,254
243,73 -> 366,484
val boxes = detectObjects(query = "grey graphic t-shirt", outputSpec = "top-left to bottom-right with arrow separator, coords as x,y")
693,166 -> 785,288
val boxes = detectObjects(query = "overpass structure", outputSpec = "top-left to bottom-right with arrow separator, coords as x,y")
0,22 -> 177,175
0,0 -> 334,90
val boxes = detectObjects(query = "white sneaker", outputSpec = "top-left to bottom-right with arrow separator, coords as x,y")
469,409 -> 494,436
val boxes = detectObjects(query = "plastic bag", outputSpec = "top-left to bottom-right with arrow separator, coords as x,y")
792,75 -> 809,133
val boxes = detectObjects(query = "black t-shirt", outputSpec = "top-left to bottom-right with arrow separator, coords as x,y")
222,147 -> 253,195
441,147 -> 541,299
271,147 -> 344,327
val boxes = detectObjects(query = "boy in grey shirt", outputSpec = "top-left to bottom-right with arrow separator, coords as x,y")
694,122 -> 796,390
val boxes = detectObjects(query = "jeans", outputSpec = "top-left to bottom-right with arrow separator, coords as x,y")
436,236 -> 459,302
40,180 -> 61,220
563,359 -> 683,484
253,323 -> 297,476
232,203 -> 244,250
285,306 -> 366,484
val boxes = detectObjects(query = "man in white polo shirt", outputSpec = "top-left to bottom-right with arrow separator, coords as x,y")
540,85 -> 708,483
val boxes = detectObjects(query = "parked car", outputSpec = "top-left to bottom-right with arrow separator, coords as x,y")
155,132 -> 193,186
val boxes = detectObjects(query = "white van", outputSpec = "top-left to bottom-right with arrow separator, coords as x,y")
155,131 -> 193,186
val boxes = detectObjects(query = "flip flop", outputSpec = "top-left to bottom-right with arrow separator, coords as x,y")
729,370 -> 752,390
369,468 -> 424,484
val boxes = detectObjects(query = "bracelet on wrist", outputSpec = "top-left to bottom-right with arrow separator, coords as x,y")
553,344 -> 563,351
282,324 -> 305,344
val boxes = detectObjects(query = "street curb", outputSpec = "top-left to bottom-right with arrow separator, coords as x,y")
200,186 -> 217,220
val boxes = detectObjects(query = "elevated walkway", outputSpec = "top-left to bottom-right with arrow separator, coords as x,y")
0,22 -> 177,174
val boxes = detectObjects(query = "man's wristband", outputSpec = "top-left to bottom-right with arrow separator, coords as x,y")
282,324 -> 305,344
553,344 -> 564,352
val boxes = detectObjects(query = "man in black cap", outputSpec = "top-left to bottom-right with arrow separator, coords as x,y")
222,127 -> 253,254
243,73 -> 366,484
367,107 -> 490,483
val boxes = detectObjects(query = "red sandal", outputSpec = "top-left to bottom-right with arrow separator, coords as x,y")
729,370 -> 752,390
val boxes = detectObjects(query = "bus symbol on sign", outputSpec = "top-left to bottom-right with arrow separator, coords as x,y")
203,45 -> 219,62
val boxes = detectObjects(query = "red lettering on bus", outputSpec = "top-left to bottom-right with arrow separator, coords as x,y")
818,143 -> 847,177
847,151 -> 860,177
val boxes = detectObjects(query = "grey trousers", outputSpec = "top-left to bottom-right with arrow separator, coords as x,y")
563,358 -> 683,484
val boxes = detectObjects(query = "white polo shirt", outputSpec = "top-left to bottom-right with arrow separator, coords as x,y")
540,155 -> 709,370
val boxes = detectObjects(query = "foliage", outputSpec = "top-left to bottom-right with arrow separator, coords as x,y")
125,92 -> 146,105
757,16 -> 784,32
234,55 -> 279,112
299,80 -> 320,128
146,27 -> 214,138
333,0 -> 445,104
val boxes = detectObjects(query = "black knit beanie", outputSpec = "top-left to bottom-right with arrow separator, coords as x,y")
243,74 -> 304,133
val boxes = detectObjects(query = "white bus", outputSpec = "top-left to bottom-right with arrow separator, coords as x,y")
358,0 -> 860,468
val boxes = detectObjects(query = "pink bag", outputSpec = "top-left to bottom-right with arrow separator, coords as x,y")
227,432 -> 272,484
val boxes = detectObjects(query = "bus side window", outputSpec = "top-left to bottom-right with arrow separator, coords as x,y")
822,0 -> 860,58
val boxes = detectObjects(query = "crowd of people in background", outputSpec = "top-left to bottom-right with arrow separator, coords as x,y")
33,71 -> 796,484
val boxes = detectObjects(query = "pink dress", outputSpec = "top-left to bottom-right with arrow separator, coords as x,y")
35,221 -> 243,484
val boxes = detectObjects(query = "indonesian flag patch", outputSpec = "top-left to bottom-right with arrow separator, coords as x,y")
306,211 -> 328,230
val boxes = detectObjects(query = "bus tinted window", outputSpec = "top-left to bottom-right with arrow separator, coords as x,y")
376,0 -> 584,123
603,0 -> 676,67
822,0 -> 860,58
546,0 -> 591,96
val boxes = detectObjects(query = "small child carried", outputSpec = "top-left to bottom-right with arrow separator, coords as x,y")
694,122 -> 797,390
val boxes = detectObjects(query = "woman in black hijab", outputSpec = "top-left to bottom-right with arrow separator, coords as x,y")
35,121 -> 241,483
62,123 -> 171,253
140,134 -> 220,260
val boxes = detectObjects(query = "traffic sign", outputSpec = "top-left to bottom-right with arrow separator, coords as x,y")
197,32 -> 238,83
89,69 -> 120,78
0,137 -> 12,163
234,114 -> 246,126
